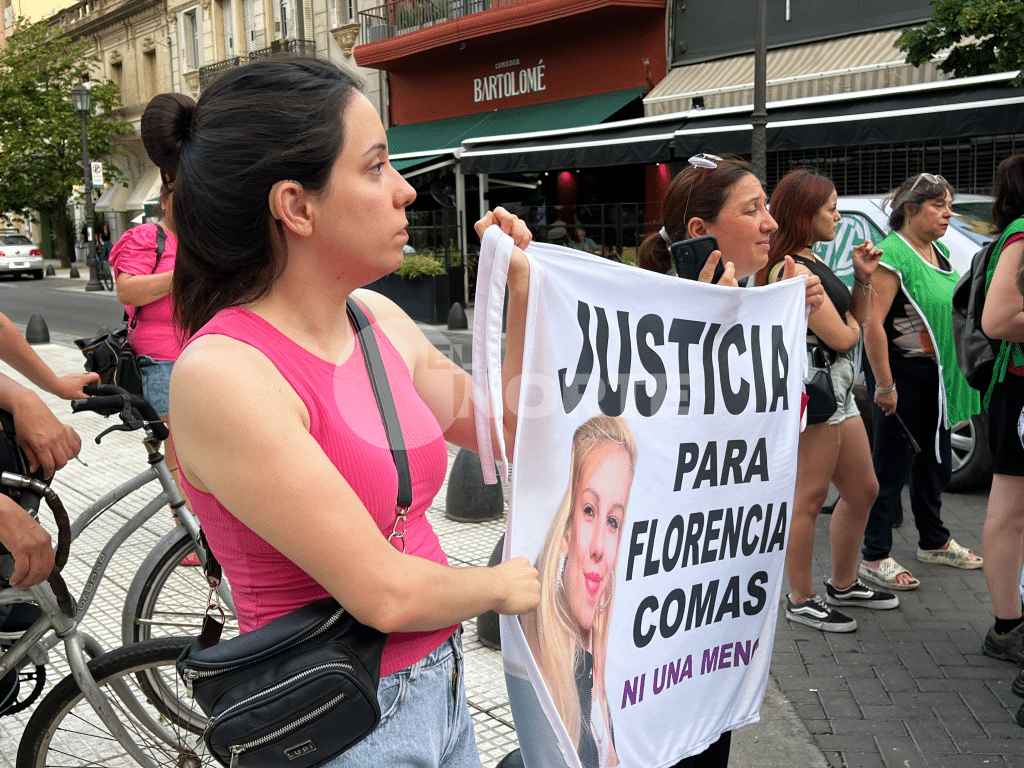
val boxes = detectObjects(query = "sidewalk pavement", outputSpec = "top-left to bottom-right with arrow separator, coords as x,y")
0,306 -> 1020,767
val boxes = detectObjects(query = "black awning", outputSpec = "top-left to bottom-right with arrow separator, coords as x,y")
460,113 -> 684,175
672,78 -> 1024,158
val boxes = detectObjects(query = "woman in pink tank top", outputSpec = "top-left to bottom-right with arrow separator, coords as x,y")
151,59 -> 539,768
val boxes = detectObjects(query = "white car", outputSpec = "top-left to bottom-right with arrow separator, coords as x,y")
813,195 -> 993,492
0,231 -> 44,280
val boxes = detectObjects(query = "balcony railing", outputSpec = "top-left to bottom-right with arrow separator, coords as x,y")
358,0 -> 523,43
247,38 -> 316,61
199,56 -> 240,91
197,40 -> 316,91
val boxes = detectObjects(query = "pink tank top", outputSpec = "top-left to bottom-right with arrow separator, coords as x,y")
177,306 -> 456,677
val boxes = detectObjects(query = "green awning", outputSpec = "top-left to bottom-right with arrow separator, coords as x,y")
386,87 -> 646,163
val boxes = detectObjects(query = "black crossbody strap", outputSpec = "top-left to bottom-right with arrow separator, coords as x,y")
346,299 -> 413,514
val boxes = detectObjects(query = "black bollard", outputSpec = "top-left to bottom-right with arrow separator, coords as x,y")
447,301 -> 468,330
476,533 -> 504,650
25,315 -> 50,344
69,265 -> 80,279
445,447 -> 504,522
44,265 -> 55,276
495,749 -> 524,768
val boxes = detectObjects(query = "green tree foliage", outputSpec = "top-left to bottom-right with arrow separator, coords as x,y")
0,19 -> 131,266
897,1 -> 1024,85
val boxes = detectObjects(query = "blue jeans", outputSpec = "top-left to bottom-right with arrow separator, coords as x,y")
137,357 -> 173,416
325,631 -> 482,768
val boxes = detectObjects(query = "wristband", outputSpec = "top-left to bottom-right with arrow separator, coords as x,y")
875,382 -> 896,394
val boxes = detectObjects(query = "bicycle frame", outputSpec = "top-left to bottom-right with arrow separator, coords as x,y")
0,431 -> 230,767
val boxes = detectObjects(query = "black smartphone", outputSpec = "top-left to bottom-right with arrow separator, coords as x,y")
670,235 -> 724,283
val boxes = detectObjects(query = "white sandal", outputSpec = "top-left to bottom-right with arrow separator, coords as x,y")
916,538 -> 983,569
858,557 -> 920,590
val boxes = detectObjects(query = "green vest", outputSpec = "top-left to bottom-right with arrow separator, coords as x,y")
983,217 -> 1024,408
877,232 -> 981,431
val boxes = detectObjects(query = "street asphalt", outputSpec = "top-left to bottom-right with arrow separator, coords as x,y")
3,266 -> 1022,767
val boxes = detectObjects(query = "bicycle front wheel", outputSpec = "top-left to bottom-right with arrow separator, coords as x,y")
125,527 -> 238,646
16,637 -> 213,768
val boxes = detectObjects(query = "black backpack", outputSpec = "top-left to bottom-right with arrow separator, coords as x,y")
951,240 -> 1001,391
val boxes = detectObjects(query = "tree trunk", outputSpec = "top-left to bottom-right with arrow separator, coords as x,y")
53,205 -> 71,269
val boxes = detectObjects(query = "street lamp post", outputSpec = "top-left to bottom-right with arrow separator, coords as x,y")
72,83 -> 102,291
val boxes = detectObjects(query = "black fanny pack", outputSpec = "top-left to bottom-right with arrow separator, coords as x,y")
178,597 -> 386,768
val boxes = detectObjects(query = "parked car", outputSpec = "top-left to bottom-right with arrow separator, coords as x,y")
0,231 -> 44,280
813,196 -> 994,492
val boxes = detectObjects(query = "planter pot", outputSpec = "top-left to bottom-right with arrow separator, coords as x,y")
368,272 -> 449,324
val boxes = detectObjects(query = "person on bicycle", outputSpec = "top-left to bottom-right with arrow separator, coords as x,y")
163,58 -> 539,767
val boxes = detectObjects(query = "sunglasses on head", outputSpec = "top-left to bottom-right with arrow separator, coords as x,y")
688,153 -> 722,170
908,173 -> 947,193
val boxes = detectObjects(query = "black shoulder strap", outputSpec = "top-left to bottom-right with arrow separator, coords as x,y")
125,225 -> 168,328
154,225 -> 166,272
346,298 -> 412,510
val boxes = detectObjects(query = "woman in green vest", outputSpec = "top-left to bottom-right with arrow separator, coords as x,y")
860,173 -> 983,591
976,154 -> 1024,670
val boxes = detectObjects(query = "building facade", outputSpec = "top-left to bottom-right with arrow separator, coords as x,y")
352,0 -> 1022,264
50,0 -> 384,238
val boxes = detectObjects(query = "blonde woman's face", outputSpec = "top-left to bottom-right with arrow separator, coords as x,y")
563,443 -> 632,635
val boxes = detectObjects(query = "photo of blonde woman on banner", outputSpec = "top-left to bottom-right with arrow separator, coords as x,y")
520,415 -> 638,768
473,228 -> 809,768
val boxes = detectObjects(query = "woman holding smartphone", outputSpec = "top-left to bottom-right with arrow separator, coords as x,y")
757,169 -> 893,633
638,154 -> 823,768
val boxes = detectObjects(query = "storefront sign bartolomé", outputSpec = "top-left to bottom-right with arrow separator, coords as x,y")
473,58 -> 546,104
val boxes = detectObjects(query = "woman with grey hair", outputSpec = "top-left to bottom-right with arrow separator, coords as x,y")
859,173 -> 982,592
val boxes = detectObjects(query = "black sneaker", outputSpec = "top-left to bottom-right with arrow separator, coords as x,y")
824,578 -> 899,610
1012,669 -> 1024,699
983,621 -> 1024,664
785,594 -> 857,632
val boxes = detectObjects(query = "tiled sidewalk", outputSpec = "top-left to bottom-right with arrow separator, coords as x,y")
773,487 -> 1024,767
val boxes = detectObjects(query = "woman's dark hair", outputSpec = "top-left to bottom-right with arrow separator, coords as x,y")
886,173 -> 955,231
637,156 -> 754,274
146,58 -> 362,337
992,154 -> 1024,234
756,169 -> 835,285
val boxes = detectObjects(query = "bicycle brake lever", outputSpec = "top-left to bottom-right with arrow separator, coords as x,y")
94,403 -> 147,443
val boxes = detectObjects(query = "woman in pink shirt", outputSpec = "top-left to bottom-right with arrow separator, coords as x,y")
111,97 -> 197,562
159,59 -> 540,767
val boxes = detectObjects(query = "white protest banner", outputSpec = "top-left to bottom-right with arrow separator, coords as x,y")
474,228 -> 807,768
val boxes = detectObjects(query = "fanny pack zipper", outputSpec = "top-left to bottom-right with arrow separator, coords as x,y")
183,606 -> 346,697
216,660 -> 354,767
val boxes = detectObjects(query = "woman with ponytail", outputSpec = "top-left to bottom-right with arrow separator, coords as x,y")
156,58 -> 541,767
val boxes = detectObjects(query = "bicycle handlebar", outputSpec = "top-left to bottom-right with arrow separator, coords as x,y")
71,385 -> 170,442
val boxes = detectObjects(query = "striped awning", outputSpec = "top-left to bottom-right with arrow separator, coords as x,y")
644,29 -> 945,116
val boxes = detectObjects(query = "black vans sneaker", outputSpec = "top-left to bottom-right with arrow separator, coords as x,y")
824,578 -> 900,610
785,594 -> 857,632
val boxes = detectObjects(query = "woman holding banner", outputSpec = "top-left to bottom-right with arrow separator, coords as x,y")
160,58 -> 541,768
522,414 -> 638,768
638,154 -> 823,767
758,169 -> 895,633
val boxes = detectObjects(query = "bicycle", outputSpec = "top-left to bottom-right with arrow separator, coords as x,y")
0,386 -> 234,766
95,254 -> 115,292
